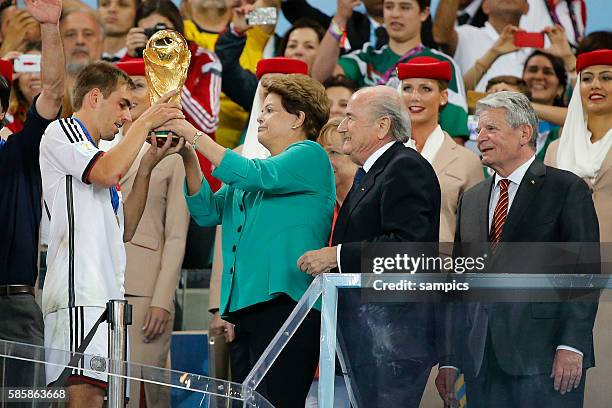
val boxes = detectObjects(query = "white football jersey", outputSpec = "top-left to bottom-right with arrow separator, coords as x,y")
40,117 -> 126,316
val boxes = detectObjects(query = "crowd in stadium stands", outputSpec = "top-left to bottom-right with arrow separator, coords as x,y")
0,0 -> 610,407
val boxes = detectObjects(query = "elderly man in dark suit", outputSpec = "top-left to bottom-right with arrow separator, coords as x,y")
299,85 -> 442,407
436,91 -> 600,408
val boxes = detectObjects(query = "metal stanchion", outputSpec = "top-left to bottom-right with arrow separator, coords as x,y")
107,299 -> 132,408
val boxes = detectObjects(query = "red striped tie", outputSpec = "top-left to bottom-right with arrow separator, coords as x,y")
490,179 -> 510,243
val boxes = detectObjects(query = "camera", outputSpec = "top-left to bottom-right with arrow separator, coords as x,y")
136,23 -> 168,57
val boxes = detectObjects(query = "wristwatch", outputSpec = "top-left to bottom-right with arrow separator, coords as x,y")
192,131 -> 204,150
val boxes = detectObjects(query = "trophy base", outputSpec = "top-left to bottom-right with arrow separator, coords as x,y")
146,131 -> 181,148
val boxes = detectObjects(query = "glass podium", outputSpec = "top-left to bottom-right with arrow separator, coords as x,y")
0,338 -> 273,407
2,270 -> 611,407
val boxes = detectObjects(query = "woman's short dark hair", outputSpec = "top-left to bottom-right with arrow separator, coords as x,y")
72,62 -> 135,111
261,74 -> 330,140
523,50 -> 567,106
322,75 -> 358,92
276,18 -> 325,57
486,75 -> 532,99
137,0 -> 184,36
576,31 -> 612,56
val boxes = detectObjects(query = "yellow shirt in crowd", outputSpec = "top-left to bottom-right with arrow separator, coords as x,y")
184,20 -> 271,148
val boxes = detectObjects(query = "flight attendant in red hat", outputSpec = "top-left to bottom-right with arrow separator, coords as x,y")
544,48 -> 612,408
397,56 -> 484,244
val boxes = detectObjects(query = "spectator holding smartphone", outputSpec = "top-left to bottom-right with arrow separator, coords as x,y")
434,0 -> 531,92
2,41 -> 40,132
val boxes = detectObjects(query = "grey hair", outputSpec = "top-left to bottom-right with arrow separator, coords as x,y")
366,89 -> 412,142
475,91 -> 538,149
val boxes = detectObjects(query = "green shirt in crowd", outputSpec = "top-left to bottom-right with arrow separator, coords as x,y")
338,44 -> 469,139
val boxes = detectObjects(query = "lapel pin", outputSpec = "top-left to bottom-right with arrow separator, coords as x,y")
361,187 -> 365,191
530,180 -> 535,184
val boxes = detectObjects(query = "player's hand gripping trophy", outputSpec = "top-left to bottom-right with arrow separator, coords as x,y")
143,29 -> 191,146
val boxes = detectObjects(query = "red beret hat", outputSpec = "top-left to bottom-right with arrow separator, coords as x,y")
116,59 -> 146,77
397,56 -> 452,82
256,57 -> 308,80
576,49 -> 612,73
0,59 -> 12,83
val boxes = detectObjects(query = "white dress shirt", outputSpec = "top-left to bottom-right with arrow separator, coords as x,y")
488,155 -> 536,229
336,141 -> 396,273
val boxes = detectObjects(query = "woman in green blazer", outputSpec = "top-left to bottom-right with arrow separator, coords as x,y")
162,74 -> 335,407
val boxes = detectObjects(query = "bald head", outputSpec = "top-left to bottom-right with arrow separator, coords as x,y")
355,86 -> 411,142
338,85 -> 411,166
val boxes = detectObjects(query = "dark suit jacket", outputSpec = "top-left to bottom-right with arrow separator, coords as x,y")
332,142 -> 442,369
451,159 -> 600,378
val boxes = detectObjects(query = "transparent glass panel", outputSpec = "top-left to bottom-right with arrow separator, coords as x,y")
0,339 -> 273,408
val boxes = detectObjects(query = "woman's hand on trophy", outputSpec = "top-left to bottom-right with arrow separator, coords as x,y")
155,119 -> 199,143
177,137 -> 197,160
126,27 -> 148,57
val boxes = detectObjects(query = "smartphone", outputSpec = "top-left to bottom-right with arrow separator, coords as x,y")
13,54 -> 41,73
514,31 -> 545,48
246,7 -> 277,26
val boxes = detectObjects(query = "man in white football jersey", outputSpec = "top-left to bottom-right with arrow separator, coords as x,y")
39,61 -> 185,407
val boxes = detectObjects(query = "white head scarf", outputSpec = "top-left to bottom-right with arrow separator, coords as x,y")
556,72 -> 612,180
241,81 -> 271,159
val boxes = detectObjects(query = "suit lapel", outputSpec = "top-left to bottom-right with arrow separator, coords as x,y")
476,178 -> 494,242
501,160 -> 546,242
332,143 -> 401,243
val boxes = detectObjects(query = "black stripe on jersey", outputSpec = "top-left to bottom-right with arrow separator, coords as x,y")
72,307 -> 81,375
66,176 -> 76,308
69,307 -> 74,352
70,307 -> 76,375
59,119 -> 75,143
44,200 -> 51,220
80,307 -> 85,375
81,151 -> 104,185
68,118 -> 84,142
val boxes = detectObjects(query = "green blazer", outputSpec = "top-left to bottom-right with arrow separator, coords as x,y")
185,140 -> 336,316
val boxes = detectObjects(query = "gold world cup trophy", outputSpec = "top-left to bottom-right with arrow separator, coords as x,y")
143,29 -> 191,146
